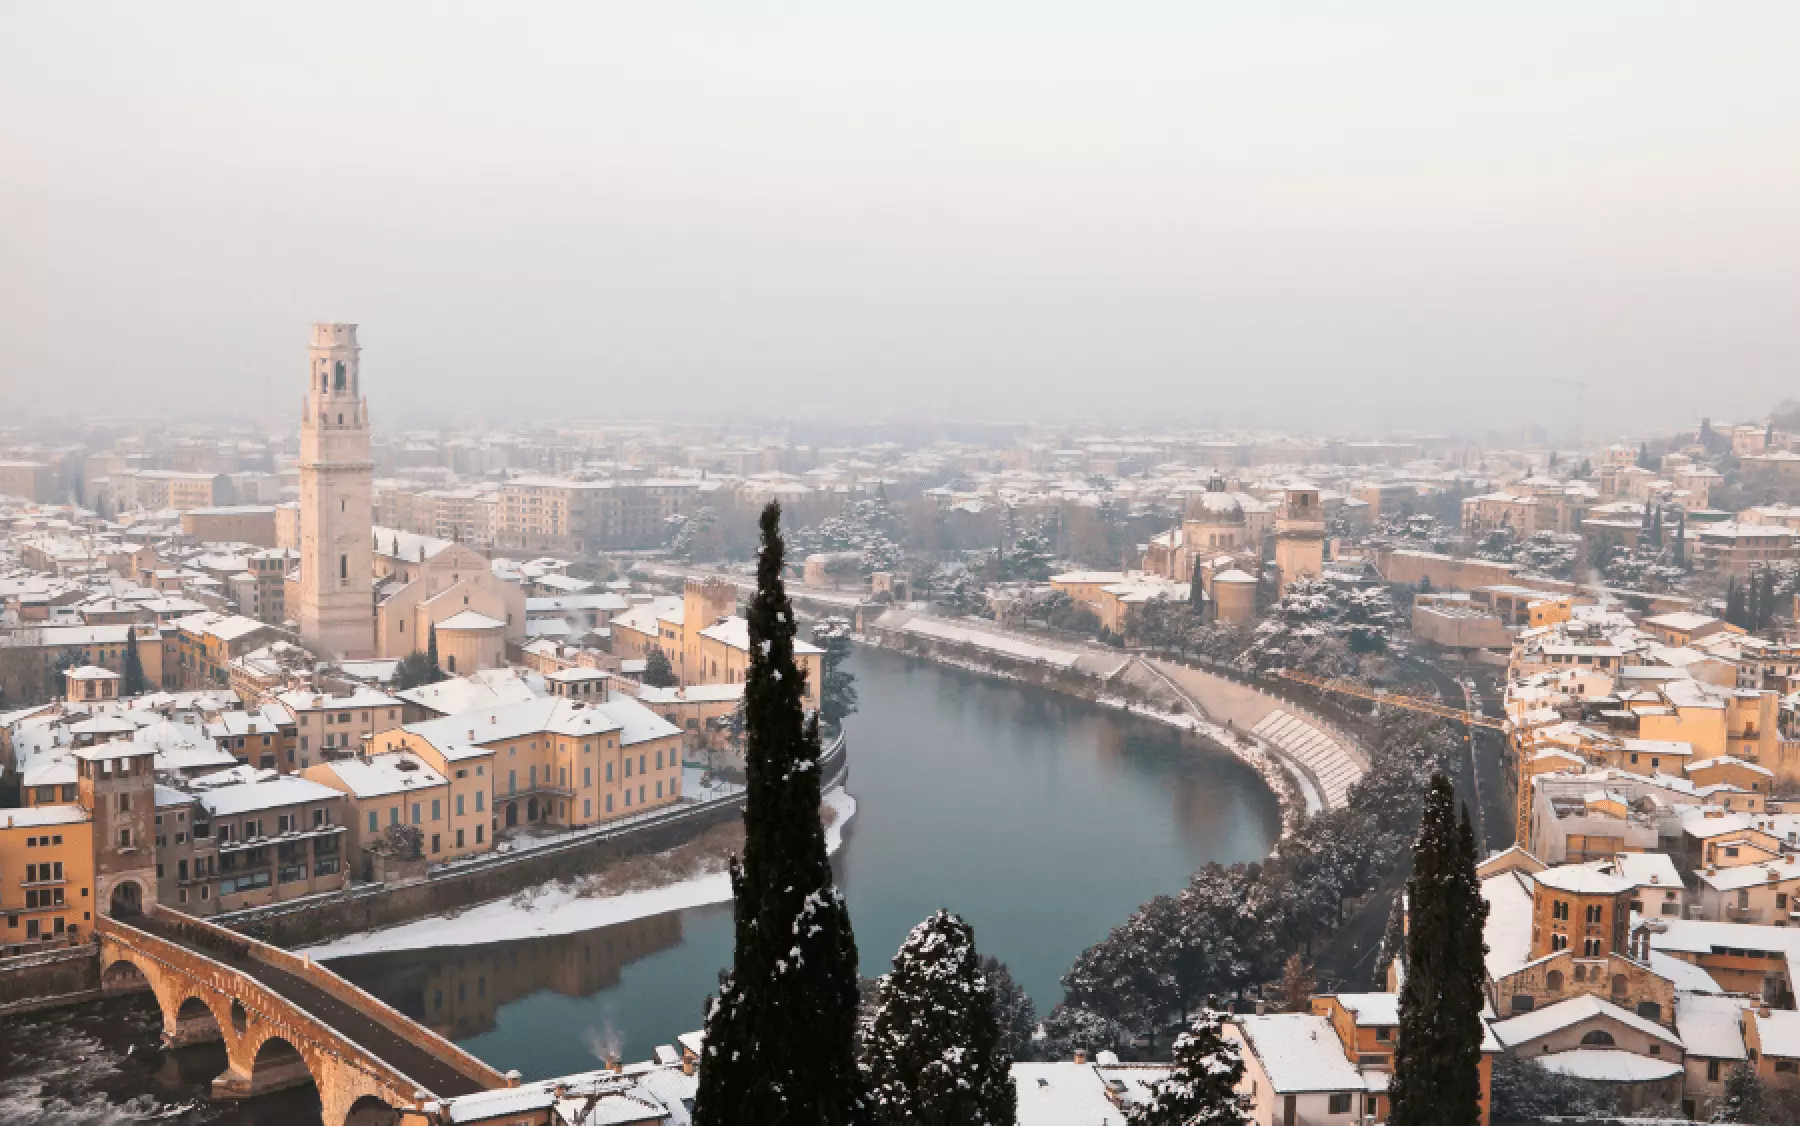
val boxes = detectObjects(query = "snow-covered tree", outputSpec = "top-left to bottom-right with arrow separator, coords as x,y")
1002,516 -> 1056,582
862,910 -> 1016,1126
1244,578 -> 1396,675
1038,1004 -> 1125,1061
980,955 -> 1037,1063
1125,1010 -> 1251,1126
1489,1055 -> 1617,1122
813,616 -> 858,729
795,493 -> 904,576
693,503 -> 864,1126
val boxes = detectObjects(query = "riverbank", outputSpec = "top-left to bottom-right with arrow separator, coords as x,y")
302,788 -> 857,960
854,625 -> 1335,834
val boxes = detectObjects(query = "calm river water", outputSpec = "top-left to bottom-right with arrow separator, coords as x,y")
2,646 -> 1280,1121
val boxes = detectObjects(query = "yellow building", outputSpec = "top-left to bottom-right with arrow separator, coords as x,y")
372,530 -> 526,661
0,804 -> 94,952
383,694 -> 684,842
273,687 -> 405,771
611,580 -> 823,712
304,750 -> 467,866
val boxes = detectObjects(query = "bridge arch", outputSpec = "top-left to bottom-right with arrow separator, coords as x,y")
344,1094 -> 403,1126
169,995 -> 224,1048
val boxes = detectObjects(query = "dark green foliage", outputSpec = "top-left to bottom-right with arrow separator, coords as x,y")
643,647 -> 679,688
693,502 -> 864,1126
863,911 -> 1016,1126
980,955 -> 1037,1062
1714,1062 -> 1764,1123
1489,1054 -> 1616,1121
427,623 -> 440,672
814,617 -> 858,730
1125,1011 -> 1251,1126
121,629 -> 150,696
392,650 -> 446,691
1388,775 -> 1488,1126
1060,710 -> 1459,1042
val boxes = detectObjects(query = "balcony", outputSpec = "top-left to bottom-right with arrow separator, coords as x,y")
1727,905 -> 1765,923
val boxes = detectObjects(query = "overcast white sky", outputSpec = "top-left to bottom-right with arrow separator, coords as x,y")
3,3 -> 1798,436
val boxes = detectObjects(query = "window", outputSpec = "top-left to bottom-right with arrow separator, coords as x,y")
606,762 -> 613,782
432,799 -> 441,821
456,829 -> 464,848
412,803 -> 421,825
584,767 -> 592,787
476,791 -> 485,812
1585,904 -> 1603,924
1374,1026 -> 1391,1042
1552,900 -> 1569,920
475,824 -> 483,844
606,794 -> 613,813
1583,938 -> 1603,957
456,794 -> 465,816
1708,1060 -> 1721,1081
1327,1093 -> 1352,1115
1579,1029 -> 1615,1047
368,812 -> 378,833
1778,1061 -> 1800,1075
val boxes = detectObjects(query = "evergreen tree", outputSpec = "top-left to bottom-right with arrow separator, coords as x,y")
980,955 -> 1037,1063
121,628 -> 149,696
643,648 -> 679,688
427,623 -> 441,673
694,502 -> 864,1126
1388,774 -> 1487,1126
1726,578 -> 1746,629
1126,1010 -> 1251,1126
1278,953 -> 1315,1012
1673,508 -> 1687,569
1189,561 -> 1205,610
863,910 -> 1016,1126
1637,441 -> 1654,469
1763,566 -> 1778,631
814,617 -> 858,730
1714,1063 -> 1765,1124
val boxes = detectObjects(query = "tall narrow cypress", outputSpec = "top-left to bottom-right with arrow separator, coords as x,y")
121,629 -> 148,696
427,623 -> 440,672
1388,773 -> 1488,1126
694,502 -> 864,1126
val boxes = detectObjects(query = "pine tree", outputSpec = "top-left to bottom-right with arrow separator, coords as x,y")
980,955 -> 1037,1063
1715,1063 -> 1765,1123
1726,578 -> 1746,629
694,502 -> 864,1126
643,648 -> 679,688
121,628 -> 149,696
863,911 -> 1016,1126
1126,1010 -> 1251,1126
1388,774 -> 1487,1126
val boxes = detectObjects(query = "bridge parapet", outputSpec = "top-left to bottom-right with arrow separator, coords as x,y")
97,906 -> 506,1126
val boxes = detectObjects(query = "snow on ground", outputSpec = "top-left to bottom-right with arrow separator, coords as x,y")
303,788 -> 856,960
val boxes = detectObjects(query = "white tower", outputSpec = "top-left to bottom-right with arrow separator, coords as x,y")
296,324 -> 375,658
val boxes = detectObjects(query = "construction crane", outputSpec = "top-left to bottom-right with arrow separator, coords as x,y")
1275,669 -> 1525,847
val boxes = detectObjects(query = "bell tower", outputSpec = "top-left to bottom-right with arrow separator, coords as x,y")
296,324 -> 375,658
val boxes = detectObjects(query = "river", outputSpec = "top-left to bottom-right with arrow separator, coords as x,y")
2,645 -> 1280,1122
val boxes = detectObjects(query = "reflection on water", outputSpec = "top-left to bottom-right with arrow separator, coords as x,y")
336,911 -> 685,1041
332,647 -> 1282,1079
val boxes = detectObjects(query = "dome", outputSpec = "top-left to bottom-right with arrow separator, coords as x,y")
1187,490 -> 1246,523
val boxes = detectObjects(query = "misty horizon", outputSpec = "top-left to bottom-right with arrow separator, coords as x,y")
5,3 -> 1799,435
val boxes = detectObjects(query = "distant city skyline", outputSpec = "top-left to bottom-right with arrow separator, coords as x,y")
4,4 -> 1799,432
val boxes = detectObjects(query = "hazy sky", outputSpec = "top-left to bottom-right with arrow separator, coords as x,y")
4,4 -> 1799,437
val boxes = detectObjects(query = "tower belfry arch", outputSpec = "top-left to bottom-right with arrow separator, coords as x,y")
296,324 -> 375,658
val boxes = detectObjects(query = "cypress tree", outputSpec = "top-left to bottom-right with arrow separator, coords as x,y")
121,629 -> 149,696
864,911 -> 1015,1126
1126,1010 -> 1251,1126
1726,578 -> 1745,630
427,623 -> 440,672
1673,509 -> 1687,569
1763,567 -> 1778,631
1388,773 -> 1488,1126
1189,561 -> 1205,611
694,501 -> 864,1126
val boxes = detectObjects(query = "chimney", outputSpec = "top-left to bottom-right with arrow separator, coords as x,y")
681,1054 -> 696,1077
1072,1049 -> 1086,1065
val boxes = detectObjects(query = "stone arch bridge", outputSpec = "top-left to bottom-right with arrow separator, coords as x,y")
98,906 -> 508,1126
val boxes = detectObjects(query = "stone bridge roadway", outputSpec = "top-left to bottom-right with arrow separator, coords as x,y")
98,906 -> 507,1126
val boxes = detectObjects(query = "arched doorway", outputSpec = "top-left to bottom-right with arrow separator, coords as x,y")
526,797 -> 538,822
505,802 -> 518,827
110,880 -> 143,917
